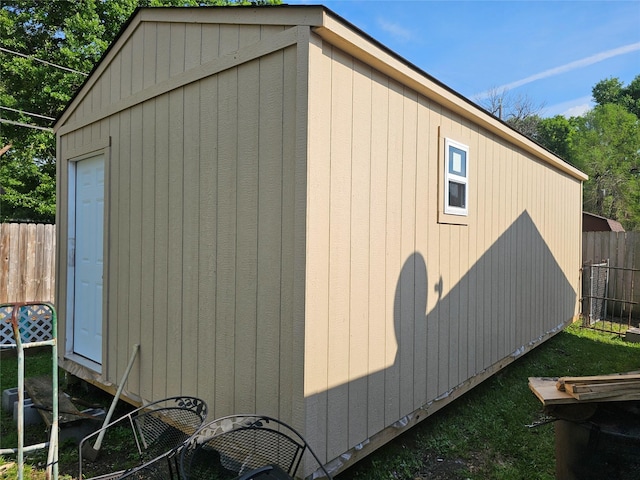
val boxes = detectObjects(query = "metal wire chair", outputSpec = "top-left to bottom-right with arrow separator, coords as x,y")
79,396 -> 208,480
179,414 -> 332,480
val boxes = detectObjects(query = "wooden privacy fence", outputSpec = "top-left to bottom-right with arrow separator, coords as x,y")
0,223 -> 56,304
582,231 -> 640,329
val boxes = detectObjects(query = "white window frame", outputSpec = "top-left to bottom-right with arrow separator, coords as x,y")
444,138 -> 469,216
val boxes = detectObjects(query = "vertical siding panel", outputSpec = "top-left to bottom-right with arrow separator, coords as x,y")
367,70 -> 389,437
119,40 -> 132,101
483,134 -> 495,368
201,24 -> 220,64
414,96 -> 430,406
131,26 -> 144,94
437,115 -> 452,392
256,51 -> 284,418
107,116 -> 119,382
327,47 -> 352,460
497,141 -> 507,359
305,36 -> 331,463
181,82 -> 201,397
235,59 -> 259,414
219,24 -> 240,56
349,60 -> 371,446
474,130 -> 487,371
140,100 -> 156,400
185,24 -> 202,70
400,89 -> 417,414
197,75 -> 218,408
385,80 -> 403,423
152,94 -> 169,400
462,123 -> 477,378
215,67 -> 237,418
127,104 -> 143,393
143,22 -> 157,90
169,23 -> 186,77
109,50 -> 121,104
115,109 -> 131,382
156,23 -> 170,84
166,89 -> 184,397
239,24 -> 261,48
425,103 -> 441,400
280,44 -> 298,425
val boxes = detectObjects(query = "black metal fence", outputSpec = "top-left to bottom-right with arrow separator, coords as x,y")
581,261 -> 640,335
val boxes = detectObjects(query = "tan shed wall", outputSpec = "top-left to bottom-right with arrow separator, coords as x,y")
304,34 -> 581,464
56,23 -> 305,426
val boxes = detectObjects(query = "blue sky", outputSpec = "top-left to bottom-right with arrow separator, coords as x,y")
287,0 -> 640,117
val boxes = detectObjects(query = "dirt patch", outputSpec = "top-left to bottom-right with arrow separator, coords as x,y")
411,451 -> 471,479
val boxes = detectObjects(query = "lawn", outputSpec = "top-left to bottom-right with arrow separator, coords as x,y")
1,323 -> 639,480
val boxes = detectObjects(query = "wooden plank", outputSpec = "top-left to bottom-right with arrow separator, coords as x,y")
557,373 -> 640,390
528,377 -> 581,406
568,380 -> 640,394
570,389 -> 640,402
25,376 -> 83,426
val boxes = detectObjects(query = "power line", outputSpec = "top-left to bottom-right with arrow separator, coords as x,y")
0,106 -> 55,121
0,46 -> 88,76
0,118 -> 53,132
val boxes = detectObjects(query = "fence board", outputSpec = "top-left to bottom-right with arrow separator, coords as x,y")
0,223 -> 56,304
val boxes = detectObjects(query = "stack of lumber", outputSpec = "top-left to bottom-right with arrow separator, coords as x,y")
556,373 -> 640,402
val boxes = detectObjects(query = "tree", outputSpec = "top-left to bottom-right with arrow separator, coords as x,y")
570,104 -> 640,229
0,0 -> 280,223
477,87 -> 546,138
535,115 -> 575,162
592,75 -> 640,118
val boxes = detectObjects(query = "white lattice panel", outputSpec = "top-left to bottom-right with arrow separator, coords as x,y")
0,304 -> 54,346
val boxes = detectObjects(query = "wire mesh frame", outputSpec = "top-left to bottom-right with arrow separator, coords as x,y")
581,261 -> 640,335
0,302 -> 58,480
78,396 -> 208,480
180,415 -> 333,480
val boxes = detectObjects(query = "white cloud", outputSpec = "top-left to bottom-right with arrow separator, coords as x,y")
377,18 -> 418,43
544,95 -> 593,118
475,42 -> 640,99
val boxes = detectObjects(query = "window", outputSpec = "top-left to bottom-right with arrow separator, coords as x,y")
444,138 -> 469,216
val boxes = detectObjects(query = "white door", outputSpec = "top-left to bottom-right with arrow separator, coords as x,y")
72,155 -> 104,364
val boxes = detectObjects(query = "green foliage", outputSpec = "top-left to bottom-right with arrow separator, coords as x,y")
0,0 -> 280,223
535,115 -> 574,161
571,104 -> 640,229
592,75 -> 640,118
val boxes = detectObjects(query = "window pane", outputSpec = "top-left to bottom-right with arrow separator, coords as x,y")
449,147 -> 466,176
449,181 -> 466,208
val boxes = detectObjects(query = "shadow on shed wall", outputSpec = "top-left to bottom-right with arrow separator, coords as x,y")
308,210 -> 577,474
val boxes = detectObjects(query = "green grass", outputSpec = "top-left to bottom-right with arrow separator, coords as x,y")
1,324 -> 639,479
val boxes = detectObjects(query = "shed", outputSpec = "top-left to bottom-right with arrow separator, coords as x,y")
54,5 -> 587,477
583,211 -> 625,232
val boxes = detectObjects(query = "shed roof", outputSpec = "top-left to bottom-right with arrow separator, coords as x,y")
54,4 -> 587,182
582,212 -> 625,232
